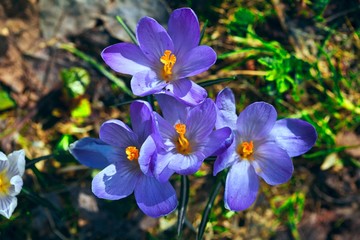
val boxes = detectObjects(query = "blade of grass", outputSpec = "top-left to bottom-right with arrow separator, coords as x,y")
116,16 -> 138,44
59,44 -> 133,96
26,154 -> 54,169
177,175 -> 190,239
198,76 -> 236,87
196,176 -> 222,240
199,19 -> 209,44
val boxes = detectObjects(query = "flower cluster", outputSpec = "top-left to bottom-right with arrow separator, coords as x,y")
70,7 -> 317,218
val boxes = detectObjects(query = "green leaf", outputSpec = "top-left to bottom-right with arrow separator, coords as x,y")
196,177 -> 222,240
71,98 -> 92,118
56,134 -> 74,152
61,67 -> 90,98
0,89 -> 16,110
60,44 -> 133,96
177,175 -> 189,239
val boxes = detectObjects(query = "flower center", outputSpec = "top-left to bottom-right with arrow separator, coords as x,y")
237,141 -> 254,160
0,170 -> 11,196
125,146 -> 139,161
175,123 -> 191,155
160,50 -> 176,82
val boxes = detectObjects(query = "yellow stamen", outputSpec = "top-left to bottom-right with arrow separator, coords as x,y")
160,50 -> 176,82
125,146 -> 139,161
237,141 -> 254,160
0,170 -> 11,196
175,123 -> 191,155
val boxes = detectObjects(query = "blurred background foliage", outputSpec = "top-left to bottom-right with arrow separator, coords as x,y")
0,0 -> 359,239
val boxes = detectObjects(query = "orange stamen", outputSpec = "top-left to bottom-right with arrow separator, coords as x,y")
160,50 -> 176,82
125,146 -> 139,161
237,141 -> 254,160
175,123 -> 191,155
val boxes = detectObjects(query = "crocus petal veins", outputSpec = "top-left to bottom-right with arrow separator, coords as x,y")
237,141 -> 254,160
0,170 -> 11,196
160,50 -> 176,82
126,146 -> 139,161
174,123 -> 191,155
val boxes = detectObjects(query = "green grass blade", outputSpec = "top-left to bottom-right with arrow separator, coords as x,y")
199,19 -> 209,44
198,76 -> 237,87
116,16 -> 138,44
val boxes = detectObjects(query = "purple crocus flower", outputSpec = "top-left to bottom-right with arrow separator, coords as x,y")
101,8 -> 217,106
70,101 -> 177,218
154,94 -> 232,181
214,88 -> 317,211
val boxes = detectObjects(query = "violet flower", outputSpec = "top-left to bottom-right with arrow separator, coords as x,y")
214,88 -> 317,211
0,150 -> 25,219
154,94 -> 232,181
70,101 -> 177,218
101,8 -> 216,106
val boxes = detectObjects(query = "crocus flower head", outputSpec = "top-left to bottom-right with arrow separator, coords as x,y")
154,94 -> 232,181
214,88 -> 317,211
0,150 -> 25,219
101,8 -> 217,106
70,101 -> 177,218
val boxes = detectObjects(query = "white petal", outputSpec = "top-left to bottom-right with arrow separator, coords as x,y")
10,175 -> 23,196
0,196 -> 17,219
7,150 -> 25,176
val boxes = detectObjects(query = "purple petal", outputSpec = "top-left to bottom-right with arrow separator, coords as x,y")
253,143 -> 294,185
131,70 -> 167,96
138,136 -> 157,176
175,46 -> 216,78
213,142 -> 238,176
101,43 -> 151,75
202,127 -> 233,157
154,151 -> 176,182
270,119 -> 317,157
154,112 -> 176,148
134,175 -> 177,218
168,8 -> 200,57
224,161 -> 259,211
69,138 -> 122,169
130,100 -> 155,144
164,79 -> 207,106
186,98 -> 216,141
99,120 -> 139,148
167,152 -> 205,175
92,162 -> 140,200
155,94 -> 188,124
237,102 -> 277,140
215,88 -> 237,129
136,17 -> 174,63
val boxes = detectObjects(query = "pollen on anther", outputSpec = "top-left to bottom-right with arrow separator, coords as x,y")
237,141 -> 254,160
125,146 -> 139,161
174,123 -> 191,155
160,50 -> 176,81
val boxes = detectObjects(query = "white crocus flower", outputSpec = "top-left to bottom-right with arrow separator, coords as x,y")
0,150 -> 25,219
